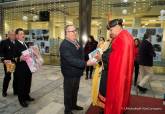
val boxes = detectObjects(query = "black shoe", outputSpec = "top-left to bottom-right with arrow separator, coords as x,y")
99,109 -> 104,114
19,101 -> 28,107
26,96 -> 35,102
137,85 -> 147,93
2,92 -> 7,97
65,111 -> 73,114
14,92 -> 18,96
72,105 -> 83,110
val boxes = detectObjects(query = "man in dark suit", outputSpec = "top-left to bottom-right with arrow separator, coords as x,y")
14,28 -> 34,107
60,25 -> 96,114
0,30 -> 17,97
137,32 -> 156,93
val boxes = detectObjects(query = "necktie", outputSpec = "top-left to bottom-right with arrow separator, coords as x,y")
74,41 -> 80,49
23,42 -> 28,49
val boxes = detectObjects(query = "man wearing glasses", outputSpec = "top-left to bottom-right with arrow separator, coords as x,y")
60,25 -> 96,114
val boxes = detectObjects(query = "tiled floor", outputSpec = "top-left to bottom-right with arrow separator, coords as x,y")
0,63 -> 164,114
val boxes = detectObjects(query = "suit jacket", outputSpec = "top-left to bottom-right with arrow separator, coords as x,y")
0,39 -> 17,62
14,40 -> 32,76
138,40 -> 155,66
60,39 -> 85,78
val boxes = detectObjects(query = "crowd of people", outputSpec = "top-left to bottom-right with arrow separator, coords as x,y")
60,19 -> 155,114
0,18 -> 156,114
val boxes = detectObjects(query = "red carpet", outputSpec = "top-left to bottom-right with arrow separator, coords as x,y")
86,95 -> 165,114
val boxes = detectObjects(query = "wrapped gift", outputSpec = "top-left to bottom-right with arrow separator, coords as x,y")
88,41 -> 111,63
21,45 -> 43,73
88,48 -> 102,62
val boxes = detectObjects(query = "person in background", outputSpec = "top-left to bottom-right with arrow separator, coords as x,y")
84,35 -> 98,79
15,28 -> 34,107
91,37 -> 111,107
91,36 -> 105,106
134,38 -> 140,86
0,30 -> 18,97
60,25 -> 96,114
137,32 -> 156,93
97,37 -> 105,48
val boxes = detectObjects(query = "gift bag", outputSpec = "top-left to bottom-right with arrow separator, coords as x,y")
5,62 -> 15,73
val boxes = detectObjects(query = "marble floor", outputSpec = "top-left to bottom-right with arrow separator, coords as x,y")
0,63 -> 165,114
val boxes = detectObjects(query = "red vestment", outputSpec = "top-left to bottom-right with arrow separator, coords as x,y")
105,30 -> 135,114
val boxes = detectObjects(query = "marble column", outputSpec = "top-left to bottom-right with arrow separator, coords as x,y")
79,0 -> 92,46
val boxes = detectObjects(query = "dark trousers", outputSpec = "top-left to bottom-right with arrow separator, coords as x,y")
17,72 -> 32,102
134,61 -> 139,86
64,77 -> 80,113
2,64 -> 18,94
86,66 -> 93,78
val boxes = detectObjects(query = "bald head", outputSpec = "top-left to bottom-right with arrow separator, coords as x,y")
7,30 -> 15,41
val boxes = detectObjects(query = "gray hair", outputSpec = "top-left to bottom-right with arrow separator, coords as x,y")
8,30 -> 15,34
64,25 -> 75,34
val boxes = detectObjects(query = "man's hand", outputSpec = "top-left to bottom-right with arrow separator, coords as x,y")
86,59 -> 97,66
4,60 -> 11,64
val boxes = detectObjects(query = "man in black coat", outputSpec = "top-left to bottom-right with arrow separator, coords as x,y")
14,28 -> 34,107
137,33 -> 156,93
0,30 -> 18,97
60,25 -> 96,114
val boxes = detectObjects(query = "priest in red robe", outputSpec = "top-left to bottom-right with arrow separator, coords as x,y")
105,19 -> 135,114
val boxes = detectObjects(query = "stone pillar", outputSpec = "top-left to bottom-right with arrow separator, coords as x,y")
79,0 -> 92,46
0,7 -> 4,40
133,17 -> 141,28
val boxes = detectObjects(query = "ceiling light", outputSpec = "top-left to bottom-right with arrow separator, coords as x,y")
160,9 -> 165,16
22,16 -> 28,21
122,9 -> 128,15
123,0 -> 128,2
33,15 -> 39,21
